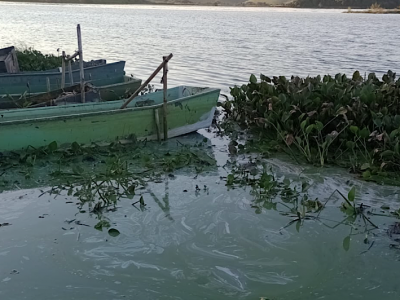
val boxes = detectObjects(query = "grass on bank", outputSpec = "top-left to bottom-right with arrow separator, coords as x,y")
346,3 -> 400,13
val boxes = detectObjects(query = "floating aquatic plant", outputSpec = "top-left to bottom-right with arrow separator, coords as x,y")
222,71 -> 400,184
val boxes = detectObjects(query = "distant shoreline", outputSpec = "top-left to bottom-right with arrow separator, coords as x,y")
1,0 -> 398,10
0,0 -> 369,8
346,8 -> 400,14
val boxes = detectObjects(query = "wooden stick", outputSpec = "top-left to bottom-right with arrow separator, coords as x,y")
77,24 -> 85,103
68,60 -> 73,85
61,51 -> 66,88
65,51 -> 79,62
162,56 -> 168,140
120,53 -> 173,109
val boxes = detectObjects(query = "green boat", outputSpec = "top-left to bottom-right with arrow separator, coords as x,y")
98,75 -> 142,101
0,75 -> 142,109
0,61 -> 126,95
0,86 -> 220,152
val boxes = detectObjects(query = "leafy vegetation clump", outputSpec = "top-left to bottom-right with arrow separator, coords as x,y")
221,71 -> 400,184
16,47 -> 62,71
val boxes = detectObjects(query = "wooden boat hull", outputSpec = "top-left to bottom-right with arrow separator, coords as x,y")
0,61 -> 126,95
0,86 -> 220,151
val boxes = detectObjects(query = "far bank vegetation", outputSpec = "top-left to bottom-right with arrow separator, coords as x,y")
347,2 -> 400,13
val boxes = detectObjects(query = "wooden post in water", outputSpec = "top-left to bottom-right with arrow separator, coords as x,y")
120,53 -> 173,109
77,24 -> 85,103
61,51 -> 66,88
162,56 -> 168,140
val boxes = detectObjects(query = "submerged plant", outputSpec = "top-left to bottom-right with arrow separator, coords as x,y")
0,138 -> 217,230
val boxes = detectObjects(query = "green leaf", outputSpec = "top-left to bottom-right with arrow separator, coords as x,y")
109,194 -> 117,204
360,163 -> 370,170
352,70 -> 361,81
47,141 -> 58,152
249,74 -> 257,84
359,127 -> 370,139
300,119 -> 307,131
305,125 -> 314,134
381,150 -> 394,157
390,129 -> 399,140
71,141 -> 80,152
94,222 -> 103,231
346,141 -> 355,149
278,94 -> 287,103
108,228 -> 120,237
362,170 -> 371,179
373,118 -> 382,128
350,126 -> 359,135
343,235 -> 350,251
315,121 -> 324,132
94,220 -> 110,231
260,74 -> 271,83
226,174 -> 235,186
348,187 -> 356,202
298,113 -> 306,121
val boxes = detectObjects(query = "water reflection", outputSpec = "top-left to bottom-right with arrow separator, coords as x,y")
148,177 -> 173,222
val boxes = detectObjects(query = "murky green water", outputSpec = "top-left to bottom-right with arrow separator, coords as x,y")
1,130 -> 399,299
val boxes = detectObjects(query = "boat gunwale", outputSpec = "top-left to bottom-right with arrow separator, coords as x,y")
0,87 -> 220,126
1,74 -> 139,99
0,61 -> 126,78
97,75 -> 141,89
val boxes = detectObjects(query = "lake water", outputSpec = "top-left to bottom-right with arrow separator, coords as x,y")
1,3 -> 400,300
1,130 -> 400,300
1,3 -> 400,93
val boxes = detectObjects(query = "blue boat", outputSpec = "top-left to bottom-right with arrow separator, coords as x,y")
0,61 -> 126,95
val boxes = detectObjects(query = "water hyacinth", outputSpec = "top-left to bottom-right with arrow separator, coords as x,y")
222,70 -> 400,184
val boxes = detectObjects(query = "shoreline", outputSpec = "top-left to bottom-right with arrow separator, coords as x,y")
0,0 -> 385,9
346,8 -> 400,14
